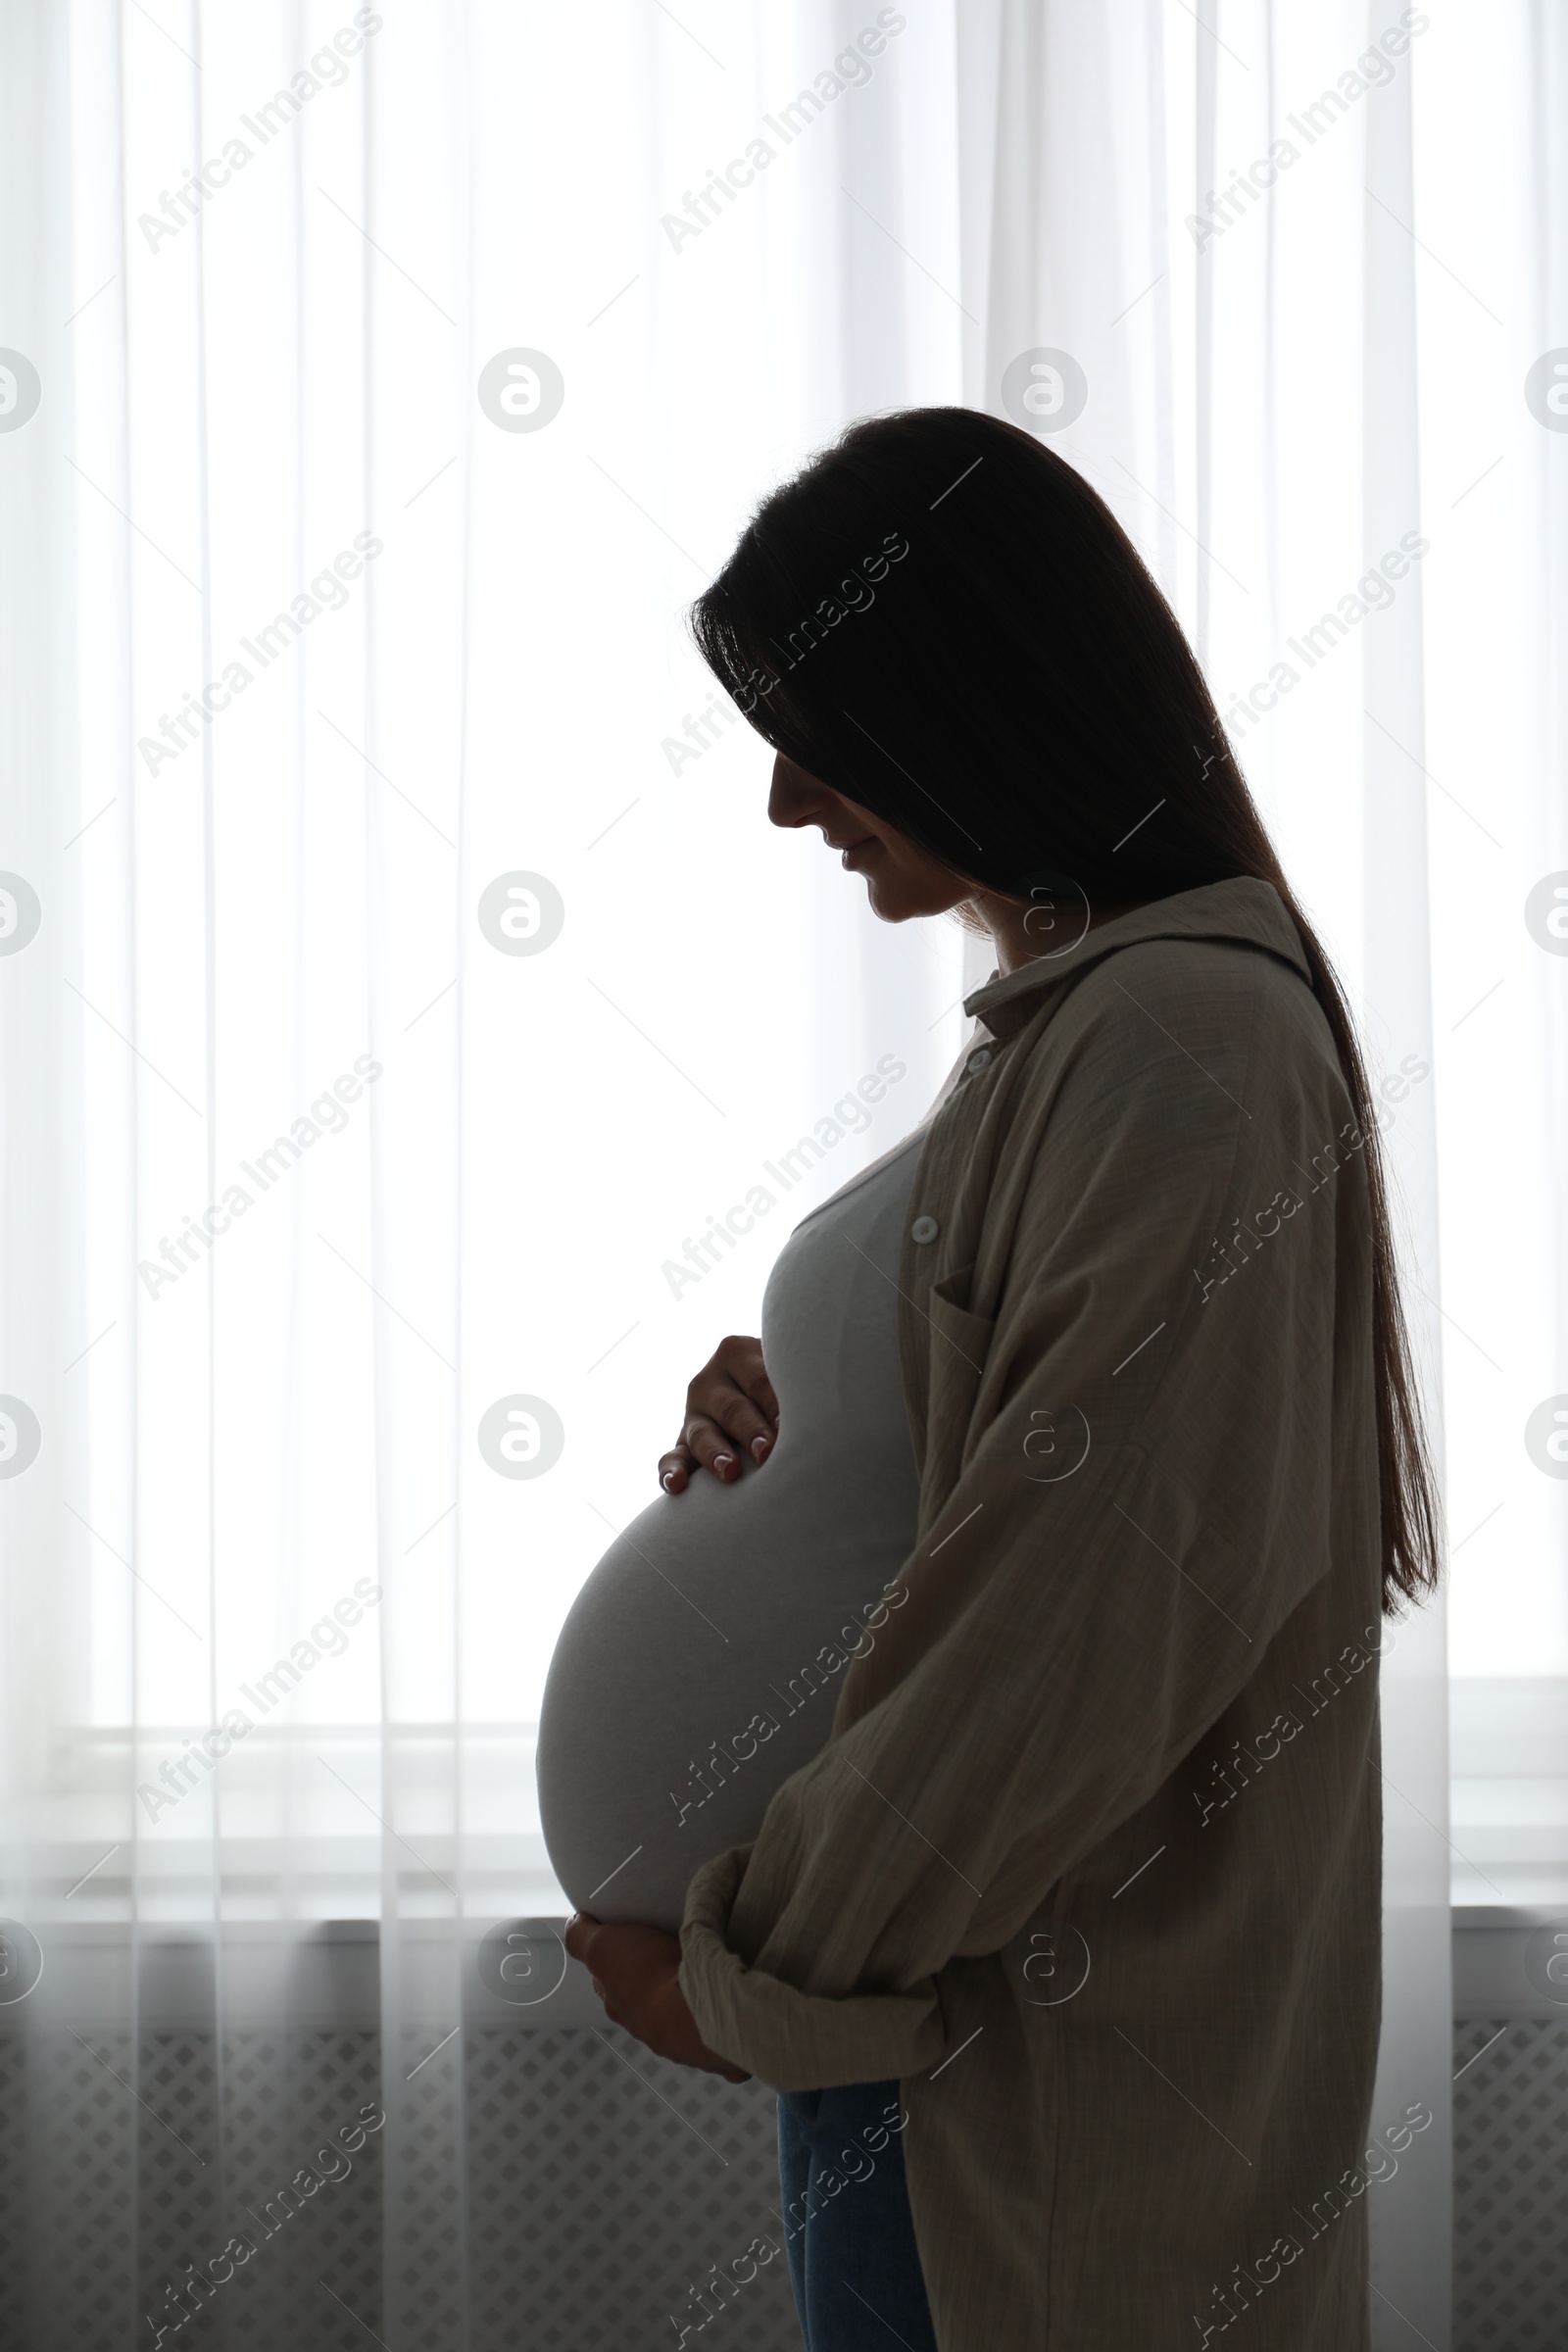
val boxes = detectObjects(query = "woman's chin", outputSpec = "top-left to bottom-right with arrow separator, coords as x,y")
863,873 -> 957,926
858,862 -> 911,922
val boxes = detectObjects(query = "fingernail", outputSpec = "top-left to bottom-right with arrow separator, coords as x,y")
662,1471 -> 680,1492
750,1435 -> 770,1462
713,1452 -> 736,1472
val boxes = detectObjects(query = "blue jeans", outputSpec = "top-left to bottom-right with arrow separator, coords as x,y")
776,2080 -> 939,2352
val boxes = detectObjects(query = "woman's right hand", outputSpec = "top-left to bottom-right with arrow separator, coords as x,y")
658,1335 -> 779,1492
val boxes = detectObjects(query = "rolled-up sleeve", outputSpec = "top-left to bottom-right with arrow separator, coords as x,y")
681,1845 -> 951,2086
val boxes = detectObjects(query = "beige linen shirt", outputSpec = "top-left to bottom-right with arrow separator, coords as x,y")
679,878 -> 1386,2351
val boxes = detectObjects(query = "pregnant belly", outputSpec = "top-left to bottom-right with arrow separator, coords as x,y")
537,1456 -> 915,1935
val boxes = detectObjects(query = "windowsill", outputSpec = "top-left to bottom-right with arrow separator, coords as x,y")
0,1913 -> 608,2032
3,1909 -> 1561,2033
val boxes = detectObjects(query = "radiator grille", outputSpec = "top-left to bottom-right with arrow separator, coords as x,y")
1453,2013 -> 1568,2352
0,2026 -> 798,2352
1,2009 -> 1562,2346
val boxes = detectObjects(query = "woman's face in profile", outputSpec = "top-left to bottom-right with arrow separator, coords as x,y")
767,753 -> 972,925
767,752 -> 1147,975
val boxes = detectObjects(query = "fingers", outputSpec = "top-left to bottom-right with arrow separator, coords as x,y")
565,1910 -> 626,2017
565,1914 -> 682,1975
686,1339 -> 779,1473
657,1438 -> 737,1495
564,1911 -> 628,2002
563,1910 -> 600,1968
566,1914 -> 751,2079
713,1332 -> 780,1437
659,1336 -> 780,1490
679,1412 -> 752,1483
657,1443 -> 697,1494
699,1394 -> 775,1468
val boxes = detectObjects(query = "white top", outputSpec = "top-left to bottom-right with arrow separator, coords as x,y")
536,1123 -> 926,1933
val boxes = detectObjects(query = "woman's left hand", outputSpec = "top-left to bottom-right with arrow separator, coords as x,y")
564,1913 -> 752,2082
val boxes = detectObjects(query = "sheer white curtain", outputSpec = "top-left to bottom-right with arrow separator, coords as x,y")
4,3 -> 1564,2346
2,3 -> 971,2341
1418,3 -> 1568,1919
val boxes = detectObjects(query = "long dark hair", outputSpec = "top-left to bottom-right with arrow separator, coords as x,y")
688,406 -> 1441,1616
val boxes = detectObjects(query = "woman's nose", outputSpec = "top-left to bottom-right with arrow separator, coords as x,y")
767,760 -> 813,828
768,755 -> 833,830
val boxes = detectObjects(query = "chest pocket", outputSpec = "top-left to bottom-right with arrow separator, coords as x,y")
922,1264 -> 998,1480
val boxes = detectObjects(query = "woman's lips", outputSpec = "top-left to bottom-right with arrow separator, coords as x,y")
840,837 -> 876,870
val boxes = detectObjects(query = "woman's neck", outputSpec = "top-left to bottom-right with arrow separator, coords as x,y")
972,889 -> 1150,977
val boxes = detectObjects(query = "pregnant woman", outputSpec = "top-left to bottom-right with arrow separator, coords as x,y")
550,407 -> 1441,2352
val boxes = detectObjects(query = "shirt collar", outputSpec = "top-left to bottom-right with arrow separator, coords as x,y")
964,877 -> 1313,1044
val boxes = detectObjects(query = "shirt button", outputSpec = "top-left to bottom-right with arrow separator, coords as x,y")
910,1215 -> 940,1245
965,1046 -> 993,1074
